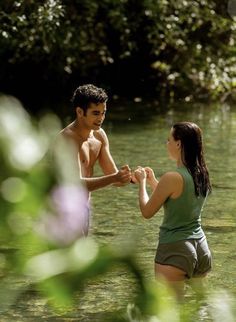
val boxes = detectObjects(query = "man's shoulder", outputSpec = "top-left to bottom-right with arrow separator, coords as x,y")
93,128 -> 108,141
60,124 -> 76,140
57,127 -> 79,149
60,124 -> 72,135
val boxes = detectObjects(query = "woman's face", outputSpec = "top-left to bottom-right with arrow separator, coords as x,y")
166,128 -> 181,160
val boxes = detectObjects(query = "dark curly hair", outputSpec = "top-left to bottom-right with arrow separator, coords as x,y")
71,84 -> 108,115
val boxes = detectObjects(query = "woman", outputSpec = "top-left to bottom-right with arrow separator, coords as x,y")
134,122 -> 212,298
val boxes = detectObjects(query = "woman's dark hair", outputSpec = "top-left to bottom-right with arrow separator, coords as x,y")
172,122 -> 211,197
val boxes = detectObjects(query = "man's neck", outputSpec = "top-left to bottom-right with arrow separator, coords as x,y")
71,120 -> 92,141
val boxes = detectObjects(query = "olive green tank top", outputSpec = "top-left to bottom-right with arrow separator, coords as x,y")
159,167 -> 207,244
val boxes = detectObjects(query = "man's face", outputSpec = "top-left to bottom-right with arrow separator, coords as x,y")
80,102 -> 107,130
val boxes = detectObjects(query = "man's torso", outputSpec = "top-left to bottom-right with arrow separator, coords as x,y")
79,134 -> 102,177
61,126 -> 104,178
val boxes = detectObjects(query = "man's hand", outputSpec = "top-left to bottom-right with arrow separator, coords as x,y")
115,164 -> 132,185
130,171 -> 138,184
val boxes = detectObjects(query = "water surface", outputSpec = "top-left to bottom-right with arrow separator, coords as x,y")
2,102 -> 236,321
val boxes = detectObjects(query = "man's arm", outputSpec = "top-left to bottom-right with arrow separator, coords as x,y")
81,168 -> 131,191
96,129 -> 131,186
59,130 -> 131,191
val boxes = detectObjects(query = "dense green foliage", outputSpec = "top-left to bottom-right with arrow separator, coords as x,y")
0,0 -> 236,110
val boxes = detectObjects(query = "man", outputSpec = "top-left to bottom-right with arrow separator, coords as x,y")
60,84 -> 132,192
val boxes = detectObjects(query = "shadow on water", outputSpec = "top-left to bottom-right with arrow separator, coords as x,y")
107,99 -> 164,124
204,225 -> 236,233
212,184 -> 236,190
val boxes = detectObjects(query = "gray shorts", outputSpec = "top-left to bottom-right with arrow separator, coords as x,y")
155,236 -> 212,279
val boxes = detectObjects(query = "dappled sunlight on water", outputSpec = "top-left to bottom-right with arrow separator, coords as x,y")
2,102 -> 236,321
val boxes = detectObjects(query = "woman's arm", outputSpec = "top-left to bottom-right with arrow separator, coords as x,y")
145,167 -> 159,191
135,169 -> 183,219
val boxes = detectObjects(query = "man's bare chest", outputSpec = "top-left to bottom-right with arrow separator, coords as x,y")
79,138 -> 102,169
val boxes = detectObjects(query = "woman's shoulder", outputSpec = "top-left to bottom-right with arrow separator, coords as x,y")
159,171 -> 184,198
160,171 -> 183,185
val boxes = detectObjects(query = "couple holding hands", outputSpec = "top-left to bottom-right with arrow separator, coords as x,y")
60,84 -> 212,298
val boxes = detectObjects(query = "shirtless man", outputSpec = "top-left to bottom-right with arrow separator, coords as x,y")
60,84 -> 132,192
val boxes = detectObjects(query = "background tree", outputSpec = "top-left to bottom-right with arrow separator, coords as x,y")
0,0 -> 236,115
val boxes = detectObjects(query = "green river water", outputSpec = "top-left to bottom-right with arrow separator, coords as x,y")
2,102 -> 236,321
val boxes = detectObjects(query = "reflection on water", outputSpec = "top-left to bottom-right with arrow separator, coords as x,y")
2,102 -> 236,320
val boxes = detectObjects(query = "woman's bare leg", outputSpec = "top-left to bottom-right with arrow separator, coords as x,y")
187,273 -> 208,299
155,263 -> 187,300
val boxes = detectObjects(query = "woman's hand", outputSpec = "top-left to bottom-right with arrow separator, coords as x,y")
144,167 -> 158,190
134,166 -> 146,183
145,167 -> 155,182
